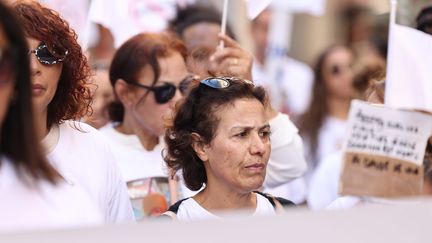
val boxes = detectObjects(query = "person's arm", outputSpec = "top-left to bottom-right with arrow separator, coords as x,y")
264,112 -> 308,188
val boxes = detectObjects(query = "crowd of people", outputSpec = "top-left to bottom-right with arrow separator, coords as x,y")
0,0 -> 431,232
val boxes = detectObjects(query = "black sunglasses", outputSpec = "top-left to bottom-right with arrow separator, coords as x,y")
130,75 -> 198,104
28,42 -> 68,65
0,47 -> 14,85
200,77 -> 253,89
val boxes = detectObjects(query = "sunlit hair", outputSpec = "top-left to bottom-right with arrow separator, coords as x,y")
364,79 -> 385,103
13,1 -> 92,129
108,32 -> 187,122
164,78 -> 267,191
0,1 -> 59,183
297,45 -> 352,165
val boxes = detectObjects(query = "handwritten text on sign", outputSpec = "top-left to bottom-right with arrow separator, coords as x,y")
344,100 -> 432,165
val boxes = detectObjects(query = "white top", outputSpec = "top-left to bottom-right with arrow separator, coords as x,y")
303,116 -> 347,184
307,151 -> 343,209
99,124 -> 187,220
176,193 -> 277,221
264,112 -> 308,188
252,56 -> 314,116
44,121 -> 134,224
0,156 -> 103,232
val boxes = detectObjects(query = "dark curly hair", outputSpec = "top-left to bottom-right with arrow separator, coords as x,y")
108,32 -> 187,122
164,78 -> 267,191
13,1 -> 92,129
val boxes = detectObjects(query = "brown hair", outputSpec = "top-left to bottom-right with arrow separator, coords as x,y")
13,1 -> 92,129
164,78 -> 267,191
108,32 -> 187,122
297,45 -> 348,165
0,1 -> 59,183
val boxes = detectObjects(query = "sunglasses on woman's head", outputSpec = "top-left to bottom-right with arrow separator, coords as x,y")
0,47 -> 14,85
130,75 -> 199,104
28,42 -> 68,65
200,77 -> 253,89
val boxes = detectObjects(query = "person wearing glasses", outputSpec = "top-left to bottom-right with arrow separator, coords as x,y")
162,77 -> 294,220
0,2 -> 103,232
13,1 -> 134,224
100,32 -> 194,220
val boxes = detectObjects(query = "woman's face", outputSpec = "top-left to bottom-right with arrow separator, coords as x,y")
201,98 -> 271,194
131,52 -> 189,136
0,25 -> 14,128
322,47 -> 354,100
27,38 -> 63,113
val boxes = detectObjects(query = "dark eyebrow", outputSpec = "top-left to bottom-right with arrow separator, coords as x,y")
230,123 -> 270,132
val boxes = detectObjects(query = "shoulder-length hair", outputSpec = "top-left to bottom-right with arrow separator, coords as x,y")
13,1 -> 92,129
297,45 -> 348,165
108,32 -> 187,122
0,1 -> 59,183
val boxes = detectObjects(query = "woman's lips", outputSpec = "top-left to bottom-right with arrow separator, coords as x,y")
245,163 -> 265,172
32,84 -> 45,96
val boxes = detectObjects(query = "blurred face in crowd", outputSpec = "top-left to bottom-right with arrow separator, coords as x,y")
322,47 -> 354,100
86,68 -> 114,129
0,25 -> 14,128
198,98 -> 271,193
131,52 -> 189,136
182,22 -> 221,50
250,9 -> 270,62
27,38 -> 63,114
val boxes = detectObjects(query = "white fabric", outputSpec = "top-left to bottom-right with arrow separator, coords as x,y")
252,57 -> 314,116
99,124 -> 167,182
45,121 -> 134,224
176,193 -> 276,221
327,196 -> 421,210
0,156 -> 103,232
88,0 -> 181,48
303,116 -> 347,180
307,151 -> 343,209
264,112 -> 307,188
99,124 -> 192,220
386,23 -> 432,113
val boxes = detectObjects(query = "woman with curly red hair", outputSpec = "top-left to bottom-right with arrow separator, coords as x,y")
13,1 -> 134,223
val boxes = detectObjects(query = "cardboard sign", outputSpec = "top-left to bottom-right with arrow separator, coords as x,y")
340,100 -> 432,197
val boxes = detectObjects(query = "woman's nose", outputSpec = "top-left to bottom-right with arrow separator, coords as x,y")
249,133 -> 267,155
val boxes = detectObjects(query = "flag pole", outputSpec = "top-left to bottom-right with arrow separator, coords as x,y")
219,0 -> 229,49
385,0 -> 398,105
390,0 -> 397,25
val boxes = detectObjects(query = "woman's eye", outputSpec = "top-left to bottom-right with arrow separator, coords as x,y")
259,130 -> 271,138
235,131 -> 248,138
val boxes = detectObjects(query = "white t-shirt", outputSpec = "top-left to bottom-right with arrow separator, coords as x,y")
303,116 -> 347,184
176,193 -> 277,221
307,151 -> 343,209
0,156 -> 103,232
99,124 -> 187,220
44,121 -> 134,224
252,56 -> 314,116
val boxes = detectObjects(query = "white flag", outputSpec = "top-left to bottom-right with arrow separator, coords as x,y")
245,0 -> 271,19
385,23 -> 432,112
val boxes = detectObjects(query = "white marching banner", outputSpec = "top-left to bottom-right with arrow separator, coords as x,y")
385,0 -> 432,113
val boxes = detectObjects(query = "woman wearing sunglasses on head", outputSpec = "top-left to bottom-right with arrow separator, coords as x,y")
100,32 -> 194,220
162,77 -> 295,220
13,1 -> 134,224
0,2 -> 103,232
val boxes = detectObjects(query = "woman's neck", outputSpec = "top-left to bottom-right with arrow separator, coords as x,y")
193,181 -> 256,214
327,96 -> 351,120
34,109 -> 49,141
116,114 -> 159,151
